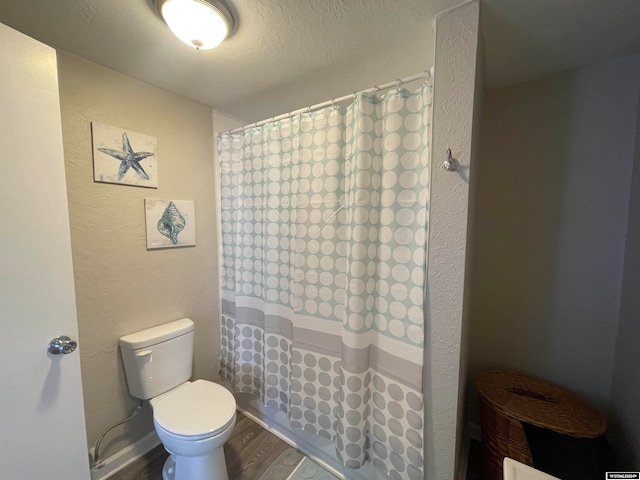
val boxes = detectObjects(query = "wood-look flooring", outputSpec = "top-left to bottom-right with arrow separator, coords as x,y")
108,412 -> 302,480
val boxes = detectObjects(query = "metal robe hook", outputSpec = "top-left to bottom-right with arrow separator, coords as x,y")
443,148 -> 459,172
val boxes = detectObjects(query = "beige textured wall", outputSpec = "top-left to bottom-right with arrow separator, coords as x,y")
57,50 -> 218,459
466,54 -> 640,422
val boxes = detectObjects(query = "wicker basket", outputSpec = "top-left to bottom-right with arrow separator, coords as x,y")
477,371 -> 606,480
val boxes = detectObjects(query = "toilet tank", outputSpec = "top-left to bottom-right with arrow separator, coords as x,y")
119,318 -> 194,400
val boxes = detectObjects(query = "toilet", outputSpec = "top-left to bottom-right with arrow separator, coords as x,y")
119,318 -> 236,480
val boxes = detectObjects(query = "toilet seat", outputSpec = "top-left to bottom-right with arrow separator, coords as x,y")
153,379 -> 236,438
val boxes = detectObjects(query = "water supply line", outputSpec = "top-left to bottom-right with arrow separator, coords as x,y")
91,399 -> 144,469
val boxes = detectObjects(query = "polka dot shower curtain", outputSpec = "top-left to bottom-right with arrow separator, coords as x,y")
218,79 -> 431,480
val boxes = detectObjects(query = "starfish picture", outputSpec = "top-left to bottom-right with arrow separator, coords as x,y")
98,132 -> 154,181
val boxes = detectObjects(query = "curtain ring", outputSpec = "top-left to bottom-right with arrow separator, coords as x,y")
374,85 -> 380,93
395,78 -> 402,91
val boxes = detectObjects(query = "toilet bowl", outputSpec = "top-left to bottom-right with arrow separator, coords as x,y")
119,319 -> 236,480
151,380 -> 236,480
154,417 -> 236,480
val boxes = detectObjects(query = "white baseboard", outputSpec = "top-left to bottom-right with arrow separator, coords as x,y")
90,430 -> 161,480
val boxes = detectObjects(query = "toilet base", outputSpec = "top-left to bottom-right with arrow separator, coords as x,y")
161,448 -> 229,480
161,455 -> 175,480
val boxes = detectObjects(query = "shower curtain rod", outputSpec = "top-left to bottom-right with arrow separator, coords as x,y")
225,67 -> 433,135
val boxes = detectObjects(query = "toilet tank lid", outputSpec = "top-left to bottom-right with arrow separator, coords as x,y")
119,318 -> 194,350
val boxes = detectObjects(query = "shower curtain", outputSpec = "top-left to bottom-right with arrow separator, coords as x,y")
218,79 -> 431,480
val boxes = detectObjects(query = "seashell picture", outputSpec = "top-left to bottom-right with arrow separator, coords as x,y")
92,122 -> 158,188
145,199 -> 196,249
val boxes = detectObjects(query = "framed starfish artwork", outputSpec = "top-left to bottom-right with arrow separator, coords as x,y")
91,122 -> 158,188
145,199 -> 196,249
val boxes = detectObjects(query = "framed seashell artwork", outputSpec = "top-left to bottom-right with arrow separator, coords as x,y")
145,199 -> 196,249
92,122 -> 158,188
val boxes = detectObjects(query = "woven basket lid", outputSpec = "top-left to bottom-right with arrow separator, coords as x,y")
477,371 -> 606,438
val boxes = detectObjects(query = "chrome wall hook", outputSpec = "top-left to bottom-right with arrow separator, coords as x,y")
443,148 -> 459,172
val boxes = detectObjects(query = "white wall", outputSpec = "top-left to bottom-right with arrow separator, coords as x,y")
457,12 -> 485,476
428,2 -> 481,479
467,54 -> 640,420
609,95 -> 640,469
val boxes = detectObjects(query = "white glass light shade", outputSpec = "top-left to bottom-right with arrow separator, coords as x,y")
158,0 -> 232,50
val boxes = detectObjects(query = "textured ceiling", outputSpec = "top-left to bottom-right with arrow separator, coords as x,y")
0,0 -> 440,121
1,0 -> 639,122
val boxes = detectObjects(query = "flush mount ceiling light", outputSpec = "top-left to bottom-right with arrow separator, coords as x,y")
154,0 -> 235,50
